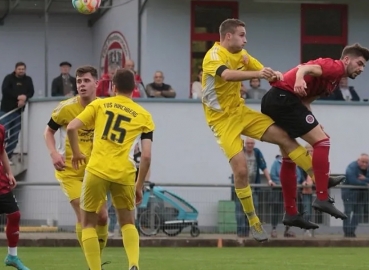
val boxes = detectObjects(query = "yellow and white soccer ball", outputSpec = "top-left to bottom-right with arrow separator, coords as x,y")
72,0 -> 101,14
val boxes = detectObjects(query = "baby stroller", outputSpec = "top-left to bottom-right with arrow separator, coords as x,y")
137,182 -> 200,237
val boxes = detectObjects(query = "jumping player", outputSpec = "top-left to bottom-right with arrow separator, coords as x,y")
43,66 -> 109,267
0,125 -> 30,270
66,68 -> 154,270
202,18 -> 344,241
261,43 -> 369,222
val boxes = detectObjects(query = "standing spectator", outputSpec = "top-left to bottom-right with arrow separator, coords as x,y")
191,69 -> 202,99
146,71 -> 176,98
233,138 -> 272,238
0,62 -> 34,162
298,144 -> 314,237
51,61 -> 76,97
124,60 -> 147,98
342,154 -> 369,237
270,154 -> 302,238
96,64 -> 119,97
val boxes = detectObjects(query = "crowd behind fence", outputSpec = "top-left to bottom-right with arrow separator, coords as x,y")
1,182 -> 369,238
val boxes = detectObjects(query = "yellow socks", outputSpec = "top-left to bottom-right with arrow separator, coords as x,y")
76,223 -> 83,251
288,145 -> 314,179
96,224 -> 108,255
82,228 -> 101,270
122,224 -> 140,269
235,186 -> 259,226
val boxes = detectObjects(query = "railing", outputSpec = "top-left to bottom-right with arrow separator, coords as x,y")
3,182 -> 369,239
0,107 -> 26,163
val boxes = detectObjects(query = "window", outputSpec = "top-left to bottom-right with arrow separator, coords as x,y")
190,1 -> 238,97
300,4 -> 347,63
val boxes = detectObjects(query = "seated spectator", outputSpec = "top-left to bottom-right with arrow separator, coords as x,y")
96,64 -> 119,97
191,69 -> 202,99
298,144 -> 314,237
51,61 -> 76,97
270,154 -> 302,238
146,71 -> 176,98
246,78 -> 267,100
342,153 -> 369,238
320,77 -> 360,101
125,60 -> 147,98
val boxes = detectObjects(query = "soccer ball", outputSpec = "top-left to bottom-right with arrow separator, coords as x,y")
72,0 -> 101,14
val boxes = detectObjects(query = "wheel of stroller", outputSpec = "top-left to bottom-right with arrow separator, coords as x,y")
190,226 -> 200,237
163,226 -> 182,237
138,209 -> 161,236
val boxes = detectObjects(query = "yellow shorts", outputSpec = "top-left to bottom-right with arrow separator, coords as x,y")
57,177 -> 83,202
209,105 -> 274,160
80,171 -> 136,213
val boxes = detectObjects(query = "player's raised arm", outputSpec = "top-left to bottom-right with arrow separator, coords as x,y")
296,64 -> 323,78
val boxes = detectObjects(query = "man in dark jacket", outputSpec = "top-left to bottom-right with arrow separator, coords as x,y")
0,62 -> 34,160
51,61 -> 76,97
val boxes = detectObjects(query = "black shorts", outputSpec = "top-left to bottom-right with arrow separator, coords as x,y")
0,191 -> 19,214
261,87 -> 319,138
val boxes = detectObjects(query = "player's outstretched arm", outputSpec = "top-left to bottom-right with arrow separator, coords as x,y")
220,68 -> 275,82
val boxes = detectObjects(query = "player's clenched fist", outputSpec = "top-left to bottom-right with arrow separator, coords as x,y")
294,78 -> 307,97
50,151 -> 66,171
135,188 -> 143,205
258,67 -> 275,80
71,152 -> 86,170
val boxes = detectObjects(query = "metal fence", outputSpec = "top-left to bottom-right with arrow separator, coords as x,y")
2,182 -> 368,239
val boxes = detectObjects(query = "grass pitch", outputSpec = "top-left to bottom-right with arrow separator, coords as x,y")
8,247 -> 369,270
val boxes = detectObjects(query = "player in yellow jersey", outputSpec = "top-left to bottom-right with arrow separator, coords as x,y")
66,68 -> 154,270
43,66 -> 109,268
201,19 -> 344,242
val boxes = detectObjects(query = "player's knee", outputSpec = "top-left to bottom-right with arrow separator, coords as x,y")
97,209 -> 108,225
7,211 -> 21,225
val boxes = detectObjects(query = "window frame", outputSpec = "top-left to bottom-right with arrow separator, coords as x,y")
190,0 -> 239,97
300,4 -> 348,62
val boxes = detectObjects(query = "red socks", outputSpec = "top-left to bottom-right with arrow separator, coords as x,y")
280,158 -> 298,215
313,138 -> 330,201
6,211 -> 20,247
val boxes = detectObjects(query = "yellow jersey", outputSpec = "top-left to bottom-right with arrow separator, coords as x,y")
76,95 -> 155,184
48,96 -> 95,179
202,42 -> 264,122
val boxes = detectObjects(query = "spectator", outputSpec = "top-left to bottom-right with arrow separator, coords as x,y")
342,153 -> 369,237
125,60 -> 147,98
0,62 -> 34,163
191,69 -> 202,99
298,144 -> 314,237
270,154 -> 302,238
146,71 -> 176,98
320,78 -> 360,101
246,78 -> 267,100
232,138 -> 272,238
96,64 -> 119,97
51,61 -> 76,97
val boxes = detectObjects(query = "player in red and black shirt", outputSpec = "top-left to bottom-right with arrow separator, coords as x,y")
261,43 -> 369,226
0,125 -> 30,269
